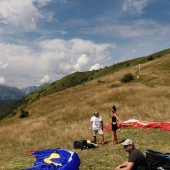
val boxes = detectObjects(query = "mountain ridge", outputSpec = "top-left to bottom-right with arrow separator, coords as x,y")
0,85 -> 25,100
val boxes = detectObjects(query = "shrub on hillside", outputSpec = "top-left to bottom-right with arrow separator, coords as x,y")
19,110 -> 29,118
12,110 -> 17,116
148,56 -> 153,61
98,79 -> 102,83
121,73 -> 134,83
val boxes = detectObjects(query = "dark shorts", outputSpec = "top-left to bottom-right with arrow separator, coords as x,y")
112,124 -> 118,131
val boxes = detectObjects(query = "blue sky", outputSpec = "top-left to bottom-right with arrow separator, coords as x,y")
0,0 -> 170,88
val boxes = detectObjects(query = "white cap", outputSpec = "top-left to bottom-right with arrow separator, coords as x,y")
121,139 -> 133,145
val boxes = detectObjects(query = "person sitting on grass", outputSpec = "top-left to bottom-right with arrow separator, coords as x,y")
116,139 -> 146,170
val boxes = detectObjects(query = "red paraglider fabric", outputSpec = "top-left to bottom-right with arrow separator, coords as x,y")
104,119 -> 170,131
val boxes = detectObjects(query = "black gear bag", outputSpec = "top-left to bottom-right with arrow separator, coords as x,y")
145,150 -> 170,170
74,140 -> 97,150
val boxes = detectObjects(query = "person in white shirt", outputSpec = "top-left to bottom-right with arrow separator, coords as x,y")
90,112 -> 104,145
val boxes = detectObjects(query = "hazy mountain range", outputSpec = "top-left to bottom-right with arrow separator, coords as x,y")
0,85 -> 25,100
0,84 -> 48,100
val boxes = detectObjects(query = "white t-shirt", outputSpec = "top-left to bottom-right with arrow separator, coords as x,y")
91,116 -> 103,130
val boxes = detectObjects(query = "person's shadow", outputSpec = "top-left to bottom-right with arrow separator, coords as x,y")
106,139 -> 126,145
117,139 -> 126,144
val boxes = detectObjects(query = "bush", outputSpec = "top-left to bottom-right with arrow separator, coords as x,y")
19,110 -> 29,118
98,79 -> 102,83
148,56 -> 153,61
121,73 -> 134,83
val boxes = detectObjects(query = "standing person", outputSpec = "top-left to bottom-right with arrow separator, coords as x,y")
111,105 -> 119,145
90,112 -> 104,145
116,139 -> 146,170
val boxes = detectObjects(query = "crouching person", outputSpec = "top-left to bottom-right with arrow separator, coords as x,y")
116,139 -> 146,170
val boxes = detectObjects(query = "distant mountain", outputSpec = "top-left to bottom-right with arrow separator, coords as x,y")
21,83 -> 49,94
21,86 -> 40,94
0,85 -> 25,100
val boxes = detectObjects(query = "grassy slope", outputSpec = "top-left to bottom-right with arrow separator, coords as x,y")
0,54 -> 170,169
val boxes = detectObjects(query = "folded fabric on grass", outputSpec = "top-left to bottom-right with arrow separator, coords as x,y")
104,119 -> 170,131
25,148 -> 80,170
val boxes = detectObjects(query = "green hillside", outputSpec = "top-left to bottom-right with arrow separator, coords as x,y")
14,48 -> 170,112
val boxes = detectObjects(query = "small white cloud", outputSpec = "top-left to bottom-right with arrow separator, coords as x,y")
0,76 -> 5,84
90,63 -> 103,71
122,0 -> 149,15
35,0 -> 52,7
2,63 -> 9,69
73,54 -> 89,71
38,75 -> 50,84
130,49 -> 137,54
0,62 -> 9,69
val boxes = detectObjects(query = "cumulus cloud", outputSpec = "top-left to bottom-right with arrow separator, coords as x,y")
90,63 -> 103,71
122,0 -> 149,15
2,63 -> 9,69
0,76 -> 5,84
73,54 -> 89,71
0,0 -> 52,32
37,38 -> 115,74
0,62 -> 9,69
38,75 -> 50,84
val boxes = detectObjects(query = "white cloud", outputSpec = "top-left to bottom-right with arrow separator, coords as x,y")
38,75 -> 50,84
0,0 -> 52,32
0,76 -> 5,84
122,0 -> 149,15
2,63 -> 9,69
73,54 -> 89,71
90,63 -> 103,71
37,38 -> 115,74
0,62 -> 9,69
35,0 -> 52,7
